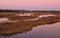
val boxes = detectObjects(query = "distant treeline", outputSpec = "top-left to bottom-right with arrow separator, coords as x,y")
0,9 -> 25,12
0,9 -> 60,12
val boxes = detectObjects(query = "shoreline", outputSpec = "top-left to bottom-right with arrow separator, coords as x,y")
0,11 -> 60,35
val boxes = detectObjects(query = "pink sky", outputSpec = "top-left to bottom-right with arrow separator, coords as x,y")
0,0 -> 60,10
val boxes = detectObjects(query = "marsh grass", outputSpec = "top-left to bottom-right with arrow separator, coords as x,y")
0,11 -> 60,35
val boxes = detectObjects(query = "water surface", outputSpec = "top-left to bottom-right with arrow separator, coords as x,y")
15,14 -> 55,21
0,18 -> 19,23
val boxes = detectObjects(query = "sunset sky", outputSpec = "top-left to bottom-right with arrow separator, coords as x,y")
0,0 -> 60,10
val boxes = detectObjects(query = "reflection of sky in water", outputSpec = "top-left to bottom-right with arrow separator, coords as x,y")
1,22 -> 60,38
0,18 -> 9,23
15,13 -> 55,17
38,14 -> 55,18
15,14 -> 55,21
15,13 -> 31,16
0,18 -> 19,23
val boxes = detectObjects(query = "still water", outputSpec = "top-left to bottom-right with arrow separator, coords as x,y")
0,22 -> 60,38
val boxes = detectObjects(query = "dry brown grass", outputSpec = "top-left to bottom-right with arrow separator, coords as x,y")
0,11 -> 60,35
